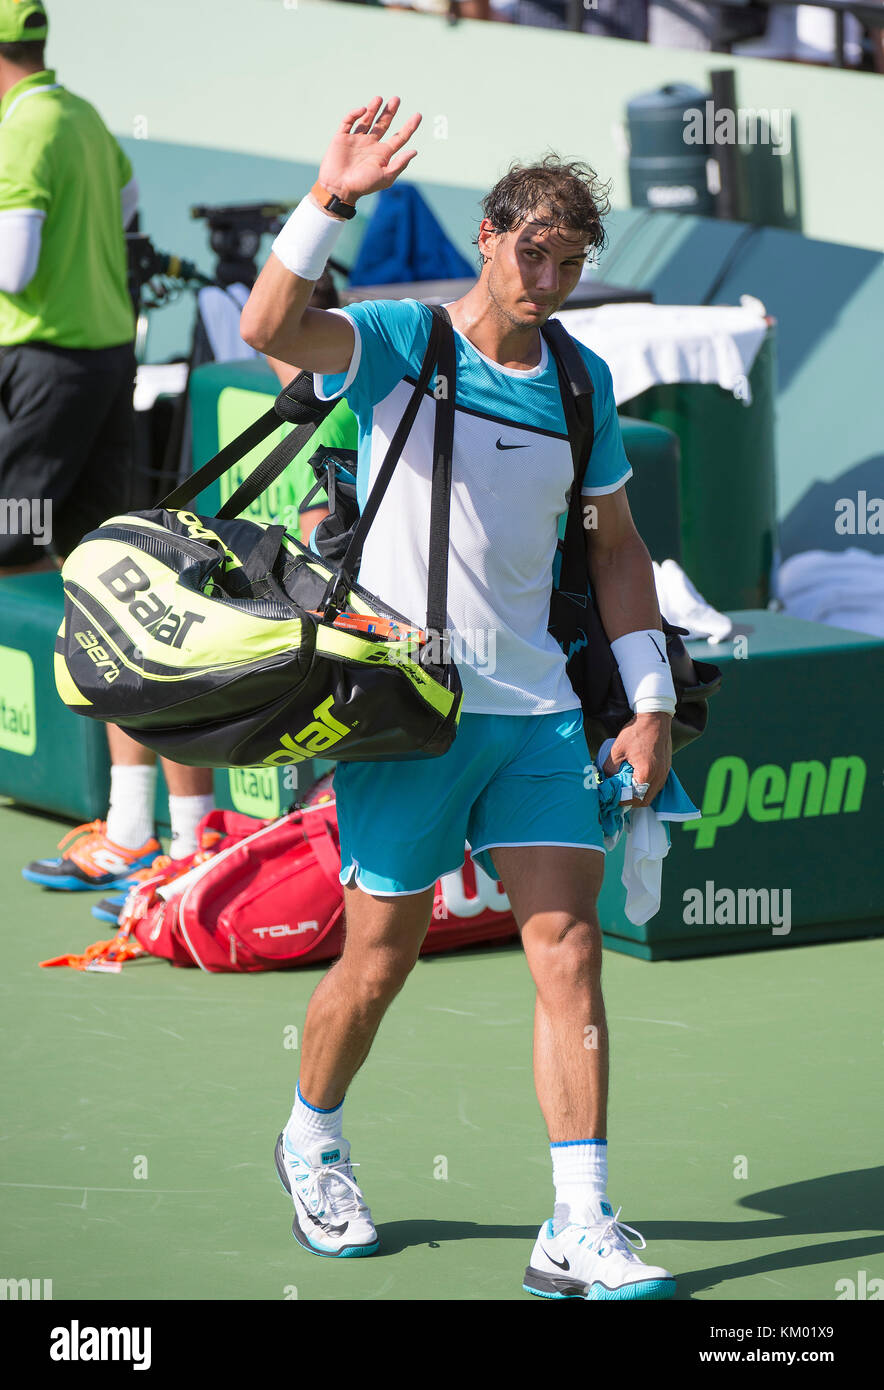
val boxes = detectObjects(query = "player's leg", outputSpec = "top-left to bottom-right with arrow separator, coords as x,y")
300,880 -> 435,1107
275,717 -> 495,1259
276,880 -> 435,1258
161,759 -> 214,860
495,843 -> 608,1141
495,841 -> 675,1300
469,710 -> 675,1299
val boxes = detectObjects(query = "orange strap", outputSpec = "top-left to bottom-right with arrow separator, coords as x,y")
39,841 -> 226,971
39,925 -> 145,972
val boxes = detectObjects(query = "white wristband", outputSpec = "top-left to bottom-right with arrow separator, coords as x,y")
271,196 -> 346,282
610,629 -> 677,715
634,695 -> 677,715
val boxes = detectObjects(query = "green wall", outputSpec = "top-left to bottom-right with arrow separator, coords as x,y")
41,0 -> 884,552
46,0 -> 884,250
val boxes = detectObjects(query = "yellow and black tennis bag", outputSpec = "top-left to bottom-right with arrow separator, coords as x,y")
54,306 -> 463,768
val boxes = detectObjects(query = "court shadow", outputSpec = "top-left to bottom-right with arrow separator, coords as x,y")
375,1169 -> 884,1298
630,1167 -> 884,1299
373,1218 -> 538,1258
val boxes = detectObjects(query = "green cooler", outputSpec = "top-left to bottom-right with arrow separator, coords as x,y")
620,329 -> 777,612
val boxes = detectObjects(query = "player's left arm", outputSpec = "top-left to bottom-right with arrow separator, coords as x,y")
585,485 -> 672,804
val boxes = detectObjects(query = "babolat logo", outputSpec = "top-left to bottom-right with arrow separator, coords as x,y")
171,510 -> 241,572
684,753 -> 866,849
99,557 -> 205,649
263,696 -> 353,765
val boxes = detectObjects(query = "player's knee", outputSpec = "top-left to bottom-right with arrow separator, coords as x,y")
527,911 -> 602,985
355,948 -> 419,1005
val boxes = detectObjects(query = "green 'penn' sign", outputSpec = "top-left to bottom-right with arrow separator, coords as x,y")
685,754 -> 866,849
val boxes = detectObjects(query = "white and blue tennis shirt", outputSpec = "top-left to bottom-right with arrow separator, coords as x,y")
314,298 -> 633,717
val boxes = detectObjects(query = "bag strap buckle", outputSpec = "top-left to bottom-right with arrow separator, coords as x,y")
318,571 -> 349,618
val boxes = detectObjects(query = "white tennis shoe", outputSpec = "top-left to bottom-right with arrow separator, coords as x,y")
274,1132 -> 379,1257
523,1195 -> 676,1300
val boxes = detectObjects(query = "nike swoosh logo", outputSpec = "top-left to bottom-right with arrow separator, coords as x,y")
496,438 -> 528,450
648,633 -> 667,662
543,1248 -> 570,1271
303,1206 -> 349,1237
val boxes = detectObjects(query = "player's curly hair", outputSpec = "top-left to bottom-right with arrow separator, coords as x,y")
474,153 -> 611,266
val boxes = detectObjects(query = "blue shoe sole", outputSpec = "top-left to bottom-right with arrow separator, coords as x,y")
524,1267 -> 676,1300
92,897 -> 127,924
585,1278 -> 676,1301
22,867 -> 150,892
274,1132 -> 379,1258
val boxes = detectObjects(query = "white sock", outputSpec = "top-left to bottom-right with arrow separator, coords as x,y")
168,793 -> 215,859
285,1079 -> 344,1153
106,764 -> 157,849
551,1139 -> 608,1231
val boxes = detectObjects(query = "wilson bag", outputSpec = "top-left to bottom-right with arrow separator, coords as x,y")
54,305 -> 462,768
541,316 -> 723,758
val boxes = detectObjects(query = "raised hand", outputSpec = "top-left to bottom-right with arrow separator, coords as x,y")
317,97 -> 422,205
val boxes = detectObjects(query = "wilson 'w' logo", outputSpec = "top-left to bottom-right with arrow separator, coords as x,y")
434,852 -> 511,920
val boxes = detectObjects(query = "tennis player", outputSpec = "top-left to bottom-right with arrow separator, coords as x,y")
241,97 -> 677,1301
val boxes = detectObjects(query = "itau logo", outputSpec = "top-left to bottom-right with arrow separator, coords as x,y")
0,646 -> 37,757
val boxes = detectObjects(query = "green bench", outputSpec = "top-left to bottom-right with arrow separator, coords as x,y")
597,609 -> 884,958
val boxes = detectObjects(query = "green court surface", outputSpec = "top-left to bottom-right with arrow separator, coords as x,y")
2,798 -> 882,1304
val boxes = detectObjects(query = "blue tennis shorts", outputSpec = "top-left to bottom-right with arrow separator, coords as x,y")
333,709 -> 605,897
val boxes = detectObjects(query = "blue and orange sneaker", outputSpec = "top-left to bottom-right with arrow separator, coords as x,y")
89,854 -> 175,923
23,820 -> 163,892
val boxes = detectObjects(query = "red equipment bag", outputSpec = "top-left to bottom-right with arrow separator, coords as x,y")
134,800 -> 345,972
124,776 -> 518,974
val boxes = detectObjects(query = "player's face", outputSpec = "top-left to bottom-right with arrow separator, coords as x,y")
483,216 -> 589,328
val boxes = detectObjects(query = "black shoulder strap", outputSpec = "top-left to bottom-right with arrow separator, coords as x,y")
159,369 -> 335,516
425,303 -> 456,645
317,304 -> 451,615
540,317 -> 597,597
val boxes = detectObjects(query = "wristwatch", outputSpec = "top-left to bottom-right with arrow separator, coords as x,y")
310,180 -> 357,220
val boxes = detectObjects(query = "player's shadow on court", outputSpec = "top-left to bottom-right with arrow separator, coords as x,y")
628,1167 -> 884,1299
373,1169 -> 884,1298
372,1219 -> 539,1258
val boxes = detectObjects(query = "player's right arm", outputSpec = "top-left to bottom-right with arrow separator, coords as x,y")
240,234 -> 355,374
240,96 -> 421,374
